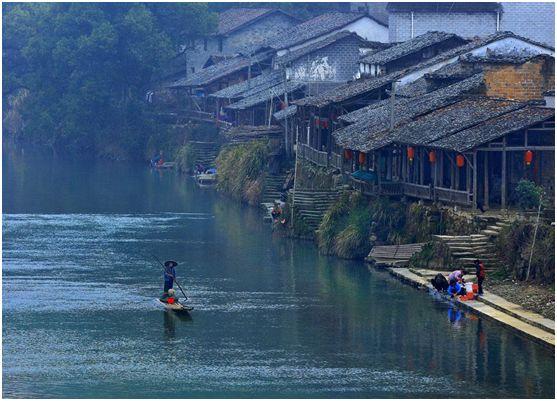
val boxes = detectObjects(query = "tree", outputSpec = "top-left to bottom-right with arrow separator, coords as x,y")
3,3 -> 217,159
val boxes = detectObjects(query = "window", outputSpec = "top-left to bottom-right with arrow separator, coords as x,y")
204,38 -> 208,51
218,38 -> 223,52
191,67 -> 195,73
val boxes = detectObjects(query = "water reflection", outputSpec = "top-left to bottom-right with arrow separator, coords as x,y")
2,148 -> 555,398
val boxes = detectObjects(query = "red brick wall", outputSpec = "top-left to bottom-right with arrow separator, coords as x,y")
483,58 -> 555,101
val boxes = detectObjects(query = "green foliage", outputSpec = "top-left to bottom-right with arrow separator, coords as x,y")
215,141 -> 270,205
514,180 -> 545,210
495,220 -> 555,283
3,3 -> 217,159
175,144 -> 197,174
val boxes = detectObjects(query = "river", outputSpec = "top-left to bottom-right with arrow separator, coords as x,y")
2,148 -> 554,398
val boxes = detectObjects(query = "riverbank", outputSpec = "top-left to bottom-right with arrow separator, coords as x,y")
379,266 -> 555,350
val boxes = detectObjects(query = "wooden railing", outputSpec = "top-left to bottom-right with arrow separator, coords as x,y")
380,181 -> 404,196
351,177 -> 378,196
435,187 -> 473,206
330,153 -> 343,170
404,182 -> 433,200
299,144 -> 329,167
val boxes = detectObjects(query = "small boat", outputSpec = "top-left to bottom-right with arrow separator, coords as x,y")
155,161 -> 176,169
157,299 -> 194,312
195,168 -> 217,187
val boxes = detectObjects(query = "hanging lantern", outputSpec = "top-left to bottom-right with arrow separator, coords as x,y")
344,149 -> 353,160
358,152 -> 366,165
428,150 -> 436,164
456,154 -> 465,168
407,146 -> 415,162
524,150 -> 533,166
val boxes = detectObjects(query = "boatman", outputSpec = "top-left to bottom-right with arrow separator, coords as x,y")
160,260 -> 178,302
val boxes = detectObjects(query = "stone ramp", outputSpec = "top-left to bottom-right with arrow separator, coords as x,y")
393,268 -> 555,347
366,243 -> 425,267
289,189 -> 342,232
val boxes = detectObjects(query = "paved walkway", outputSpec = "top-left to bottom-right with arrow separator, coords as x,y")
387,268 -> 555,350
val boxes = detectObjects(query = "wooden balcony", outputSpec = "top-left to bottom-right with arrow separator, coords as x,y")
299,144 -> 329,167
435,187 -> 473,206
403,182 -> 433,200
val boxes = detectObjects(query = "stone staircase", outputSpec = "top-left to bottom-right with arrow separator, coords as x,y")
189,141 -> 220,168
290,189 -> 342,232
433,220 -> 510,272
261,173 -> 287,204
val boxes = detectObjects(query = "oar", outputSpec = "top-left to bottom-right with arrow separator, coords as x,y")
153,255 -> 188,301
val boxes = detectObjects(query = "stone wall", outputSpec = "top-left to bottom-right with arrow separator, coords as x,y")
483,57 -> 555,101
184,13 -> 298,78
388,2 -> 555,47
289,36 -> 363,83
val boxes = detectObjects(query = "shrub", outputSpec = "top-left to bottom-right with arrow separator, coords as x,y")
514,179 -> 544,210
175,143 -> 196,173
215,141 -> 269,204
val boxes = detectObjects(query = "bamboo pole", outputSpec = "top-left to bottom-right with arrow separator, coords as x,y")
526,195 -> 543,281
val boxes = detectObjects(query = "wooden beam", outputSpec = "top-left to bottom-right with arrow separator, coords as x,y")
502,136 -> 507,209
483,152 -> 489,209
473,151 -> 478,208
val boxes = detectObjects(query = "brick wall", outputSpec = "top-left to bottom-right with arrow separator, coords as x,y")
483,58 -> 555,101
290,36 -> 362,83
389,12 -> 497,42
501,2 -> 555,47
389,2 -> 555,46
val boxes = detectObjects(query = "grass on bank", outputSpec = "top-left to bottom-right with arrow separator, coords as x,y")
215,141 -> 270,205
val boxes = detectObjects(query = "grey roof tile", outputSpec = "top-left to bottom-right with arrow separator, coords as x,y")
226,81 -> 305,110
360,31 -> 465,65
209,70 -> 283,99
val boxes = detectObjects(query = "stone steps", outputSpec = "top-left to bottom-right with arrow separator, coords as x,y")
290,189 -> 342,232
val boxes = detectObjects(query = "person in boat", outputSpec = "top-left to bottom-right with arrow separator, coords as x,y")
151,150 -> 164,167
195,163 -> 205,175
447,278 -> 466,298
474,259 -> 486,295
430,273 -> 449,292
160,260 -> 178,302
448,269 -> 467,284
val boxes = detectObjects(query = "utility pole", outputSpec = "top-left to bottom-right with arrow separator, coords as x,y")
389,81 -> 397,130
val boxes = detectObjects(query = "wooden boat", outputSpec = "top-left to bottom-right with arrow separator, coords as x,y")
155,161 -> 176,169
157,299 -> 193,312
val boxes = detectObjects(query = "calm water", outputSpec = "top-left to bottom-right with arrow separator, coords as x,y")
2,148 -> 555,398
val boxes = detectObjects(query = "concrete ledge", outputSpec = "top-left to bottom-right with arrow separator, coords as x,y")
385,267 -> 555,350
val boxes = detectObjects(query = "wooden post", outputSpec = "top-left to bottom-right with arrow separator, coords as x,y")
440,151 -> 444,187
484,152 -> 489,209
501,137 -> 507,209
377,151 -> 382,191
473,150 -> 478,208
418,149 -> 424,185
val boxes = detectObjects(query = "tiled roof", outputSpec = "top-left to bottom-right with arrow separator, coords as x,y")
265,12 -> 383,51
217,8 -> 296,36
226,81 -> 305,110
273,104 -> 297,120
389,98 -> 525,146
210,70 -> 283,99
294,72 -> 401,108
401,31 -> 554,78
167,51 -> 272,88
333,74 -> 485,151
275,31 -> 384,66
339,74 -> 484,124
429,106 -> 554,152
360,31 -> 466,65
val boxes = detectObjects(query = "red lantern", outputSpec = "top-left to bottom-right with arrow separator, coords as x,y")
524,150 -> 533,166
428,150 -> 436,164
358,152 -> 366,165
456,154 -> 465,168
167,297 -> 175,304
407,147 -> 415,162
344,149 -> 353,160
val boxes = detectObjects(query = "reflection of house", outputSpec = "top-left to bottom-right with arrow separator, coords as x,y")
332,53 -> 555,210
